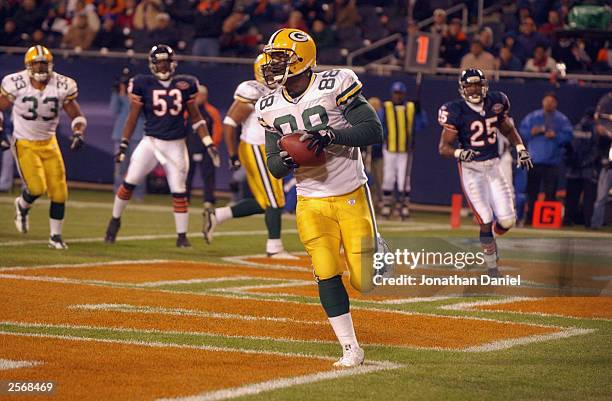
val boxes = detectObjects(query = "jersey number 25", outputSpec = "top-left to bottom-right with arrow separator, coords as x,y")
470,116 -> 497,147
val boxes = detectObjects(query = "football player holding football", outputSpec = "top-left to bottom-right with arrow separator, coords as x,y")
203,54 -> 294,258
104,44 -> 219,247
0,45 -> 87,249
256,29 -> 384,367
438,69 -> 533,276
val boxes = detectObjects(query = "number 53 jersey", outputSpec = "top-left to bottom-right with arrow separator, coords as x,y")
1,70 -> 78,141
255,68 -> 367,198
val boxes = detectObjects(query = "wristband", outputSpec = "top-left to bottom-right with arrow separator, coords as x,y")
516,144 -> 526,152
454,149 -> 462,159
71,116 -> 87,131
201,135 -> 213,147
192,120 -> 207,131
223,116 -> 238,127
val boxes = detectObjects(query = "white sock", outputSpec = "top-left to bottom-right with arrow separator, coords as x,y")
328,312 -> 359,350
174,212 -> 189,234
266,238 -> 284,254
18,196 -> 32,209
112,196 -> 129,219
215,206 -> 233,224
49,218 -> 63,236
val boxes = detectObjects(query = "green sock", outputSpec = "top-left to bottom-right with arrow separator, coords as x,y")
318,275 -> 349,318
265,207 -> 282,239
230,199 -> 264,218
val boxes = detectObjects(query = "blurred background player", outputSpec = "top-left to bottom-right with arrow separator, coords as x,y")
257,29 -> 384,367
203,54 -> 293,258
0,45 -> 87,249
438,69 -> 532,277
104,44 -> 220,247
186,84 -> 222,210
378,81 -> 427,219
591,92 -> 612,229
110,67 -> 145,200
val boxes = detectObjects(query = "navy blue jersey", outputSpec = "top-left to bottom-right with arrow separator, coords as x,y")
129,74 -> 198,140
438,91 -> 510,161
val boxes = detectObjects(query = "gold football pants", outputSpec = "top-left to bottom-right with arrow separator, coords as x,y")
238,141 -> 285,209
13,136 -> 67,203
296,185 -> 376,293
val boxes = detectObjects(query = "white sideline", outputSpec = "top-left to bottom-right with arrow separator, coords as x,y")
0,358 -> 41,370
462,327 -> 594,352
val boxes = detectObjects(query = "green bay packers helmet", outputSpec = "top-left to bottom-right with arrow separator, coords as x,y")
24,45 -> 53,83
262,28 -> 316,86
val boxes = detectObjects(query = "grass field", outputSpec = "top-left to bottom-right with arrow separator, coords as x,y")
0,189 -> 611,401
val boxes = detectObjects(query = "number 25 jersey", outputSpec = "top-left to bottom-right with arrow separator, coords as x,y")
255,68 -> 367,198
1,70 -> 78,141
438,91 -> 510,161
129,74 -> 199,140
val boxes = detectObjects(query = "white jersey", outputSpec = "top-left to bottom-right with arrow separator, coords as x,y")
234,80 -> 270,145
1,70 -> 78,141
255,68 -> 367,198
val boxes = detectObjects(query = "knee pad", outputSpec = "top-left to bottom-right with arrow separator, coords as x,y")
317,275 -> 349,318
498,216 -> 516,230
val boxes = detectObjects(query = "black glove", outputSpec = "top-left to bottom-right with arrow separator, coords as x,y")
115,138 -> 129,163
457,149 -> 478,162
279,150 -> 299,169
298,128 -> 335,156
70,133 -> 84,151
206,144 -> 221,168
0,130 -> 9,152
517,147 -> 533,170
229,154 -> 241,171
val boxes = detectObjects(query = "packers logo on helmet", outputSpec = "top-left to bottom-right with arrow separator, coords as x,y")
24,45 -> 53,83
262,28 -> 316,86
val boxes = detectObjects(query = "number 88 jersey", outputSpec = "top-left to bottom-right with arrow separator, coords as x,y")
1,70 -> 78,141
255,68 -> 367,198
438,90 -> 510,161
129,74 -> 199,140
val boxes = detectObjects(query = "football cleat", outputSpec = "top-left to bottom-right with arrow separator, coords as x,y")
14,197 -> 29,234
48,235 -> 68,250
268,250 -> 299,260
333,345 -> 365,368
202,207 -> 217,244
380,205 -> 392,219
104,217 -> 121,243
400,205 -> 410,220
176,233 -> 191,248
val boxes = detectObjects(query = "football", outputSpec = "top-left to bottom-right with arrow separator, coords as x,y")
278,132 -> 327,167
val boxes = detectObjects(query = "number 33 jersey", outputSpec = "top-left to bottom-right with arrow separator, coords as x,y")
438,90 -> 510,161
255,68 -> 367,198
129,74 -> 199,140
1,70 -> 78,141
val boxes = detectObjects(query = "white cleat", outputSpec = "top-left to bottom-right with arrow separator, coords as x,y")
202,207 -> 217,244
268,250 -> 300,260
14,197 -> 29,234
48,235 -> 68,250
333,345 -> 365,368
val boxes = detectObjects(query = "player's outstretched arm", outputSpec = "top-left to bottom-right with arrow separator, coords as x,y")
331,95 -> 383,147
499,118 -> 533,170
63,99 -> 87,151
265,130 -> 293,179
223,99 -> 253,170
187,101 -> 220,168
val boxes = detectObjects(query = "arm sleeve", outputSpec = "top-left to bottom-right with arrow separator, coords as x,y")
331,94 -> 383,147
0,76 -> 15,101
234,81 -> 262,104
335,69 -> 363,110
265,129 -> 292,179
498,92 -> 511,122
64,77 -> 79,102
437,102 -> 460,130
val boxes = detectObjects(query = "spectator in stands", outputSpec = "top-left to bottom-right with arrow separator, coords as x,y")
591,92 -> 612,229
515,17 -> 548,63
43,1 -> 70,43
192,0 -> 233,57
283,10 -> 308,32
563,108 -> 599,227
12,0 -> 45,35
0,110 -> 14,192
519,92 -> 573,225
524,45 -> 557,72
594,44 -> 612,73
30,29 -> 48,46
460,40 -> 496,71
298,0 -> 326,28
98,0 -> 125,20
538,9 -> 563,40
478,26 -> 495,54
62,14 -> 96,50
0,19 -> 21,46
336,0 -> 361,29
440,18 -> 468,68
117,0 -> 138,29
220,8 -> 260,56
94,17 -> 126,50
497,45 -> 523,71
145,13 -> 178,49
133,0 -> 163,31
310,19 -> 336,50
68,0 -> 101,33
430,8 -> 447,36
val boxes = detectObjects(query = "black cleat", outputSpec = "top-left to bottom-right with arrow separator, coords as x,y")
104,217 -> 121,243
48,234 -> 68,250
176,233 -> 191,248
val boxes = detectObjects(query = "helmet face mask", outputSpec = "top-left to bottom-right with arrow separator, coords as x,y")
149,45 -> 177,81
262,49 -> 296,86
254,53 -> 277,89
459,69 -> 488,104
24,46 -> 53,83
262,29 -> 316,87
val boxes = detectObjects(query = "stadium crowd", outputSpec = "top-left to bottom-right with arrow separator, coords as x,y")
1,0 -> 611,73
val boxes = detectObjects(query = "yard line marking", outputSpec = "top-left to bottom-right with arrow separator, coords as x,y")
462,327 -> 594,352
0,358 -> 42,370
0,259 -> 170,271
155,361 -> 403,401
68,303 -> 327,325
440,297 -> 537,311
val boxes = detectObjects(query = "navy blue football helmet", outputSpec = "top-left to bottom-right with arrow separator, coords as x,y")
149,44 -> 177,81
459,68 -> 488,104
